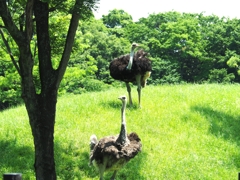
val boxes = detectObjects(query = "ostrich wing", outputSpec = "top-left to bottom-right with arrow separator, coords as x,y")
91,133 -> 141,164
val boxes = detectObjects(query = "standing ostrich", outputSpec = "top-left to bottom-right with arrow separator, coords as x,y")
109,43 -> 152,107
89,95 -> 142,180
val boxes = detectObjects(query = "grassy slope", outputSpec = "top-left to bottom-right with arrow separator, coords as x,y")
0,84 -> 240,179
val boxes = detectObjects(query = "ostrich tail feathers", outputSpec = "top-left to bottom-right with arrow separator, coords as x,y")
90,134 -> 98,151
89,135 -> 98,166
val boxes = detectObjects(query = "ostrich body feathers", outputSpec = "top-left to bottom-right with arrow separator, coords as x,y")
109,50 -> 152,85
90,132 -> 142,171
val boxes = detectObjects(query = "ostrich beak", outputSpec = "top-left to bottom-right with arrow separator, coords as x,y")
118,95 -> 127,100
135,43 -> 141,48
132,43 -> 139,48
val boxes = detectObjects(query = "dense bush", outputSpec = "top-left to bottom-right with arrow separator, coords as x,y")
0,61 -> 22,109
149,57 -> 182,84
208,68 -> 235,83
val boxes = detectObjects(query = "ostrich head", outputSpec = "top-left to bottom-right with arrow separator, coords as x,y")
118,95 -> 127,103
131,43 -> 139,50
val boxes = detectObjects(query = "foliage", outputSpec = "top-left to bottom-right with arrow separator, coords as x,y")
227,51 -> 240,75
2,9 -> 240,106
227,56 -> 240,68
79,78 -> 110,92
1,85 -> 240,179
0,42 -> 22,109
208,68 -> 235,83
149,57 -> 182,84
102,9 -> 133,28
0,68 -> 22,108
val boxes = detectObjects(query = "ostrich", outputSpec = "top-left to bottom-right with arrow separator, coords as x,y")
89,95 -> 142,180
109,43 -> 152,107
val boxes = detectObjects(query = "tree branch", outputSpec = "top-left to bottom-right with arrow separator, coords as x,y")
25,0 -> 34,42
55,0 -> 81,88
0,0 -> 25,47
0,28 -> 21,75
34,0 -> 53,92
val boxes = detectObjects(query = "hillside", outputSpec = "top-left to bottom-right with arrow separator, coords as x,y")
0,84 -> 240,179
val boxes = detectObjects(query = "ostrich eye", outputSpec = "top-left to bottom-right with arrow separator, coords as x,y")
132,43 -> 138,47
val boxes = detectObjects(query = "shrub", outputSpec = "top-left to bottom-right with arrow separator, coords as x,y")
208,68 -> 235,83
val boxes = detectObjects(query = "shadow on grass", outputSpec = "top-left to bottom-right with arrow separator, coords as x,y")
1,139 -> 146,179
0,101 -> 24,112
0,140 -> 34,175
112,151 -> 147,180
191,105 -> 240,168
100,99 -> 139,110
54,140 -> 146,179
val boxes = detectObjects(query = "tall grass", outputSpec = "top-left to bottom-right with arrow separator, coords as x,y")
0,84 -> 240,179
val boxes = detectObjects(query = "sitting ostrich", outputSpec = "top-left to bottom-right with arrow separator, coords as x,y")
109,43 -> 152,107
89,95 -> 142,180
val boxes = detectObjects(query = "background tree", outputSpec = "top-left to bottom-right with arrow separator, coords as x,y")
0,0 -> 99,179
102,9 -> 133,28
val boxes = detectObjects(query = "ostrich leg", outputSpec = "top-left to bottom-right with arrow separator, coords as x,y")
125,82 -> 133,105
110,170 -> 117,180
136,74 -> 142,108
98,163 -> 106,180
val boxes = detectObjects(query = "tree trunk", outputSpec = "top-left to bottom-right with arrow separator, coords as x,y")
29,93 -> 57,180
18,48 -> 57,179
15,0 -> 64,178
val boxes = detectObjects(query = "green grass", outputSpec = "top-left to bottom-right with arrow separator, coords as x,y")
1,84 -> 240,179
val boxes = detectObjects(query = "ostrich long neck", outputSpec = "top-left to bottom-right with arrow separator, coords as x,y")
126,47 -> 135,70
116,100 -> 129,145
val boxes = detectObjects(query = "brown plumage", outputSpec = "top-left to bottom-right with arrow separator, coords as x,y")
89,95 -> 142,180
109,43 -> 152,107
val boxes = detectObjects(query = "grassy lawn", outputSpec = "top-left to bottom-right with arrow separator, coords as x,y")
0,84 -> 240,179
